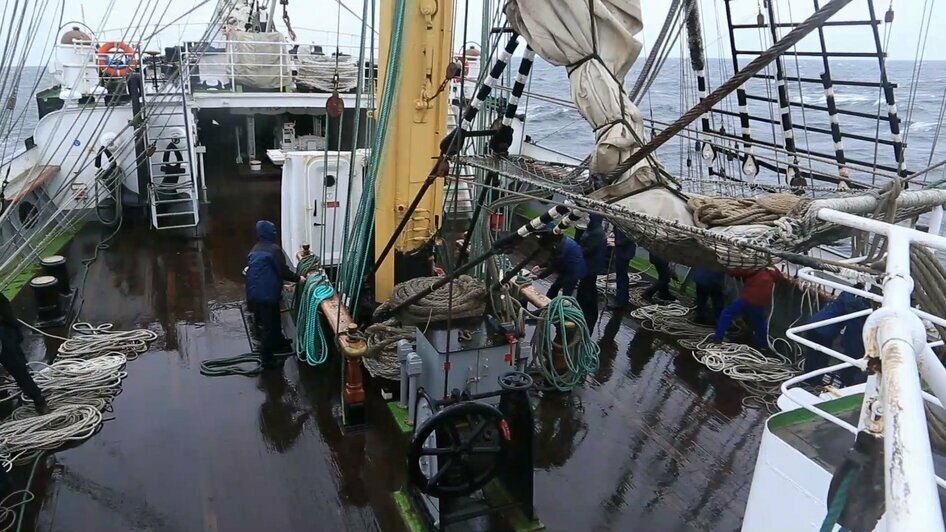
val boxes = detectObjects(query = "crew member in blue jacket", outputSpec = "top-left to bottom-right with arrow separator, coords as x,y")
576,214 -> 607,330
803,289 -> 870,386
607,227 -> 637,310
533,232 -> 587,298
246,220 -> 302,369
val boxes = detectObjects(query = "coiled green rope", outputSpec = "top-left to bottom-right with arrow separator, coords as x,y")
199,354 -> 264,377
532,296 -> 600,392
295,270 -> 335,366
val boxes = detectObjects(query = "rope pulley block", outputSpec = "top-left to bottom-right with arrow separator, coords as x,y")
742,154 -> 758,178
407,401 -> 512,498
326,90 -> 344,118
97,42 -> 138,77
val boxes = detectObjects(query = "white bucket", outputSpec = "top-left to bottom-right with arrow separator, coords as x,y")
249,160 -> 262,171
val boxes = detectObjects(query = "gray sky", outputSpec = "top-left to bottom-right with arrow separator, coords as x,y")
23,0 -> 946,65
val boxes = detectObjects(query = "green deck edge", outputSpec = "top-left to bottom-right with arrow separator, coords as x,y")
387,401 -> 413,434
2,221 -> 85,300
482,480 -> 545,531
393,490 -> 426,532
767,393 -> 864,431
394,484 -> 544,532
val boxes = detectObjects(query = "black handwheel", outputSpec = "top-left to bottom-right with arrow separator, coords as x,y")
407,401 -> 511,498
499,370 -> 533,391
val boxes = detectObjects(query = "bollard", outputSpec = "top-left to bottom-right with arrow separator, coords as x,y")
40,255 -> 70,295
30,276 -> 64,326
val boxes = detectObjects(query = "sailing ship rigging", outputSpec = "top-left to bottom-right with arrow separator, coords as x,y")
0,0 -> 943,529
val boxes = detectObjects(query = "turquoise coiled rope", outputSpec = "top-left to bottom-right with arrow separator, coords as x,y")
532,296 -> 601,392
294,270 -> 335,366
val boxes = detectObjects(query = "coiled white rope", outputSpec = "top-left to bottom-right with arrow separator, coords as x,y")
57,323 -> 158,360
0,404 -> 103,470
0,490 -> 33,531
626,293 -> 796,412
630,302 -> 715,337
0,322 -> 151,472
680,335 -> 799,383
0,356 -> 128,412
595,271 -> 645,296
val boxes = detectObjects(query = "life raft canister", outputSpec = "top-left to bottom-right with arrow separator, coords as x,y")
452,46 -> 479,80
97,42 -> 138,77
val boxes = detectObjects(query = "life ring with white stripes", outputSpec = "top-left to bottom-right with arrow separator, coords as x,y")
97,41 -> 138,77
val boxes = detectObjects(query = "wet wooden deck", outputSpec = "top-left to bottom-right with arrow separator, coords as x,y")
10,150 -> 766,531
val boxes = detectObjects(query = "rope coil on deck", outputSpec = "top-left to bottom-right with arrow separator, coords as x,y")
0,356 -> 128,414
0,404 -> 103,470
531,296 -> 600,392
363,276 -> 488,381
57,323 -> 158,360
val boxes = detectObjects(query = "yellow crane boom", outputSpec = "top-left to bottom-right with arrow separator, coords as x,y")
374,0 -> 454,302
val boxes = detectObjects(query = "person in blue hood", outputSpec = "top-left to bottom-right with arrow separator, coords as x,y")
533,232 -> 587,298
803,288 -> 870,387
575,214 -> 607,330
246,220 -> 301,369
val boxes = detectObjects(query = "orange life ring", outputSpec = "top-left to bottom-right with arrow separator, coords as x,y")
97,41 -> 138,77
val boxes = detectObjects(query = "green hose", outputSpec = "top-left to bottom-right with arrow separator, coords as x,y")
532,296 -> 601,392
820,466 -> 857,532
199,354 -> 265,377
337,0 -> 408,315
295,270 -> 335,366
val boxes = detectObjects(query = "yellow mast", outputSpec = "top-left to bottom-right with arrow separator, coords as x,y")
374,0 -> 454,302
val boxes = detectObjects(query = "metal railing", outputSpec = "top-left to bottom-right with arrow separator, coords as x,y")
181,36 -> 373,95
780,206 -> 946,530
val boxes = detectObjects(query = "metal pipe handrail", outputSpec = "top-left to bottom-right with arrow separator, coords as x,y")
810,207 -> 946,530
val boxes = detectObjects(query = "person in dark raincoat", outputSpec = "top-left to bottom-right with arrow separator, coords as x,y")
575,214 -> 607,330
692,268 -> 726,326
607,228 -> 637,310
0,294 -> 47,413
533,232 -> 587,298
246,220 -> 301,369
641,253 -> 674,303
803,289 -> 870,387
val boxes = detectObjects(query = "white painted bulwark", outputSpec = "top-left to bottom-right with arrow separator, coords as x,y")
280,150 -> 367,267
742,421 -> 835,531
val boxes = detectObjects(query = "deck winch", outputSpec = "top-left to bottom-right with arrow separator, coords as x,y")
394,318 -> 541,531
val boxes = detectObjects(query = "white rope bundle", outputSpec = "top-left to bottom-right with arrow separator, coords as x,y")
680,335 -> 799,383
0,356 -> 128,413
630,302 -> 715,337
0,489 -> 34,531
595,271 -> 645,296
57,323 -> 158,360
295,53 -> 358,92
0,404 -> 103,469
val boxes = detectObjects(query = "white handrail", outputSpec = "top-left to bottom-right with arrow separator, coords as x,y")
812,208 -> 945,531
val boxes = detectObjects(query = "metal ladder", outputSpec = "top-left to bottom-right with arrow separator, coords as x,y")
142,84 -> 199,230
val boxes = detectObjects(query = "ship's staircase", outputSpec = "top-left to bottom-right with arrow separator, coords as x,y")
141,82 -> 199,230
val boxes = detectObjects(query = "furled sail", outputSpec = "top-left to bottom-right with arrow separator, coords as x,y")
504,1 -> 655,188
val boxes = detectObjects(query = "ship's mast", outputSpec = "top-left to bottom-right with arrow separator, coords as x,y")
374,0 -> 454,301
